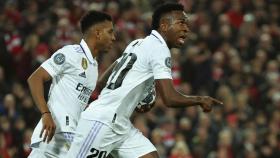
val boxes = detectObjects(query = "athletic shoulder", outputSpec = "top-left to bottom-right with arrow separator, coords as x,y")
123,39 -> 143,53
55,44 -> 82,61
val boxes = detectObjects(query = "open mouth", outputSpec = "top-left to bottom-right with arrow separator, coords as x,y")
178,35 -> 187,45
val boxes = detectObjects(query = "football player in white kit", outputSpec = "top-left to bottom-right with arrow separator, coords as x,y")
27,11 -> 115,157
67,3 -> 223,158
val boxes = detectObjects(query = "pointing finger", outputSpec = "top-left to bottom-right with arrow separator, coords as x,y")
212,98 -> 223,105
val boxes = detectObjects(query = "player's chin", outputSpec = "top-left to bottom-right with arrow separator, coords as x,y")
174,42 -> 184,48
103,48 -> 111,53
104,44 -> 113,52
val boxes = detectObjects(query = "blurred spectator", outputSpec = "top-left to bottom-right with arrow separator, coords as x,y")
0,66 -> 9,100
2,94 -> 18,120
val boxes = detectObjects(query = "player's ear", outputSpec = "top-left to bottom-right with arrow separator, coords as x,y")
160,19 -> 169,32
94,29 -> 101,40
86,26 -> 100,40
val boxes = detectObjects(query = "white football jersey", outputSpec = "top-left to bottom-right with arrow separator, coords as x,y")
31,39 -> 98,144
82,30 -> 172,134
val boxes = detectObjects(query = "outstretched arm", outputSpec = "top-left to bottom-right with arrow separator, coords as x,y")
155,79 -> 223,112
27,67 -> 55,143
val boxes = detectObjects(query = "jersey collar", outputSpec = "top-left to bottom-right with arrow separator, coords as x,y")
151,30 -> 168,47
80,39 -> 95,64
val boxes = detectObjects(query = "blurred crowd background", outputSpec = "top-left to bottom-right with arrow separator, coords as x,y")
0,0 -> 280,158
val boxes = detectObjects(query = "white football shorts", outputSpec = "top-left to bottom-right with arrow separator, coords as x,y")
28,132 -> 74,158
67,119 -> 157,158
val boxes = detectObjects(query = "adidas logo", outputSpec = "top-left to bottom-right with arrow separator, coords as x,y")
79,72 -> 86,78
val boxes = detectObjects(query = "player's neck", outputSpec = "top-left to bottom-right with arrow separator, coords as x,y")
84,38 -> 98,58
157,30 -> 171,49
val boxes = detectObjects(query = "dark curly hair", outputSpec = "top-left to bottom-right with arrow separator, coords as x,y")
151,3 -> 184,30
80,10 -> 112,34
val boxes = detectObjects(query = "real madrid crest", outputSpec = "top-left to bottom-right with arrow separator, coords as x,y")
81,58 -> 88,70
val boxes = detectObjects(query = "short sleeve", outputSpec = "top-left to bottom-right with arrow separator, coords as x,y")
149,46 -> 172,79
41,49 -> 68,77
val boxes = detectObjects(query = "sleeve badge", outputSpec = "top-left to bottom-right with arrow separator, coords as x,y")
165,57 -> 172,68
53,53 -> 65,65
